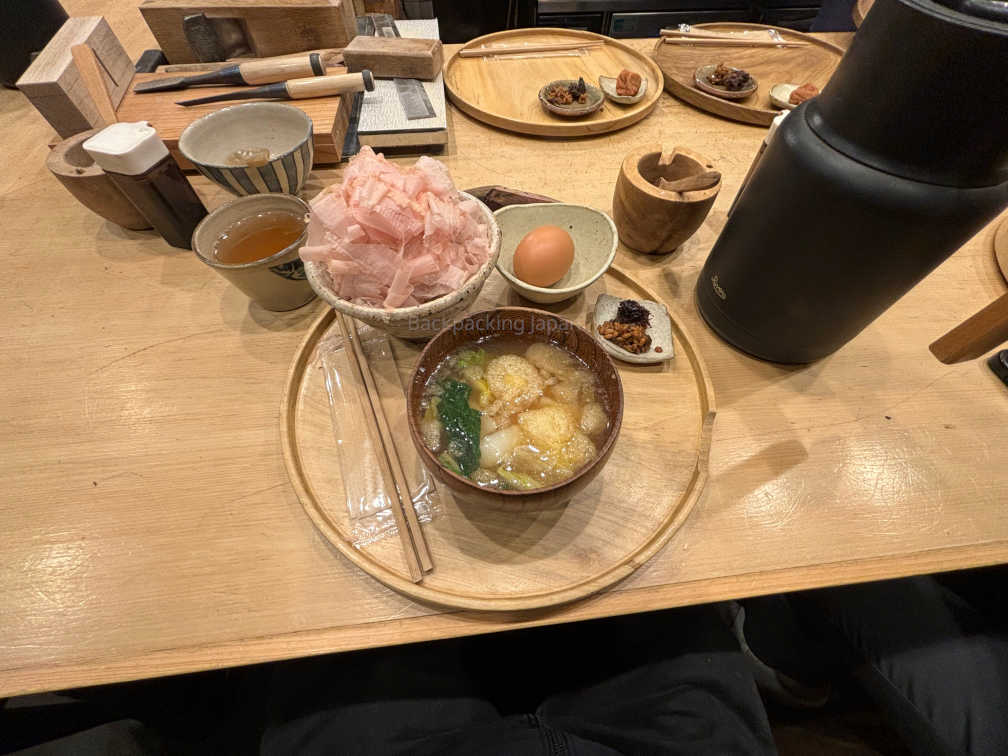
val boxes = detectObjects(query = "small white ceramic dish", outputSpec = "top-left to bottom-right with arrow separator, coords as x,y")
494,203 -> 617,304
598,75 -> 648,105
304,192 -> 501,340
592,293 -> 675,365
693,64 -> 758,101
769,83 -> 799,110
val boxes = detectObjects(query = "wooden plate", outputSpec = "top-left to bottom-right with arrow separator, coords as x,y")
854,0 -> 874,27
653,23 -> 844,126
444,28 -> 663,137
282,266 -> 715,611
995,216 -> 1008,284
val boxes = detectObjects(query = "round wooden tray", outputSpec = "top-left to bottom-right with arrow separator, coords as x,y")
444,28 -> 663,138
282,267 -> 715,611
853,0 -> 874,27
653,23 -> 845,126
995,216 -> 1008,284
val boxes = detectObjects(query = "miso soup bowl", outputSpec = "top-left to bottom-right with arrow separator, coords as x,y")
407,307 -> 624,512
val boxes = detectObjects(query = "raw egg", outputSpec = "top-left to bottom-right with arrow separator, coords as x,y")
512,225 -> 575,287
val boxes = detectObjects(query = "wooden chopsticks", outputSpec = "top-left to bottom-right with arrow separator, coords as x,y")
662,37 -> 807,48
660,27 -> 808,47
335,312 -> 433,581
929,292 -> 1008,364
460,41 -> 603,58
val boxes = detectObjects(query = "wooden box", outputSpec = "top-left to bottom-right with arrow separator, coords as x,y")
16,17 -> 134,138
139,0 -> 358,64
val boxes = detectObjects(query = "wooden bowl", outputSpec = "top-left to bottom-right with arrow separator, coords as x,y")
407,307 -> 624,512
304,192 -> 501,339
693,64 -> 758,101
612,145 -> 721,254
538,79 -> 604,117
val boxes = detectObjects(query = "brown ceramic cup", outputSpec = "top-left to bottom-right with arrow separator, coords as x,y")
191,193 -> 316,311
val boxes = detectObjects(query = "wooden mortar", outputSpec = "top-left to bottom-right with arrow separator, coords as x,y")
47,129 -> 151,231
612,146 -> 720,254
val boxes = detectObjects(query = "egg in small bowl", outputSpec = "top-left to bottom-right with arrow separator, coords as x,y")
494,203 -> 618,304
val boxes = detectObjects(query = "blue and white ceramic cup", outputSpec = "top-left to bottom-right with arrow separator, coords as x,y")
179,102 -> 314,196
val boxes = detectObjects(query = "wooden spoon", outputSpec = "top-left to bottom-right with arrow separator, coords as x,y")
658,170 -> 722,193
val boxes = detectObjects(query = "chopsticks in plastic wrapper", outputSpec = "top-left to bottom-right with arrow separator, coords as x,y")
318,322 -> 441,549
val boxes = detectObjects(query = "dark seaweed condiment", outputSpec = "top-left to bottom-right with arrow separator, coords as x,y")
615,299 -> 651,327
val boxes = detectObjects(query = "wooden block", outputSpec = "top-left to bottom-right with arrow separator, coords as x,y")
139,0 -> 357,64
70,45 -> 118,128
47,130 -> 152,230
342,36 -> 442,80
363,0 -> 404,15
359,128 -> 447,149
16,17 -> 133,138
116,72 -> 352,167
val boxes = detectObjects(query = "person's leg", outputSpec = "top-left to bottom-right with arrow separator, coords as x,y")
790,576 -> 1008,756
261,635 -> 504,756
935,564 -> 1008,628
534,606 -> 777,756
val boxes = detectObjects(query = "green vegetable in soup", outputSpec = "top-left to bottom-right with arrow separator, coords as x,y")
496,466 -> 542,490
437,379 -> 481,476
455,348 -> 487,370
438,451 -> 463,476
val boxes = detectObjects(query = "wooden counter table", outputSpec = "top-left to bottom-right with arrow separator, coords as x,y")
3,3 -> 1007,696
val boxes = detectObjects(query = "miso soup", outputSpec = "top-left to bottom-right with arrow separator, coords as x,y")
418,337 -> 611,490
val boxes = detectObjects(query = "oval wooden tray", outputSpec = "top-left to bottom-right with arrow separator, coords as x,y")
444,28 -> 663,138
282,267 -> 715,611
653,23 -> 844,126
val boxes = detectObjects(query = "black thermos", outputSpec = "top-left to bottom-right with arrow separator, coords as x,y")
696,0 -> 1008,364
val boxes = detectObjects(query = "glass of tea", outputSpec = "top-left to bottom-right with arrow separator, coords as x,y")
191,194 -> 315,311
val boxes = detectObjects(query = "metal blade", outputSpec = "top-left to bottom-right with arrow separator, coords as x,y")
176,82 -> 287,106
378,17 -> 435,121
133,77 -> 189,93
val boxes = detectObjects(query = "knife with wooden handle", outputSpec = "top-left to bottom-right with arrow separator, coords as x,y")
176,70 -> 374,106
134,51 -> 341,93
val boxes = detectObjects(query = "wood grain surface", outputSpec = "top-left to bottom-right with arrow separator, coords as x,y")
444,28 -> 663,137
286,274 -> 713,610
4,7 -> 1008,696
653,23 -> 844,126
